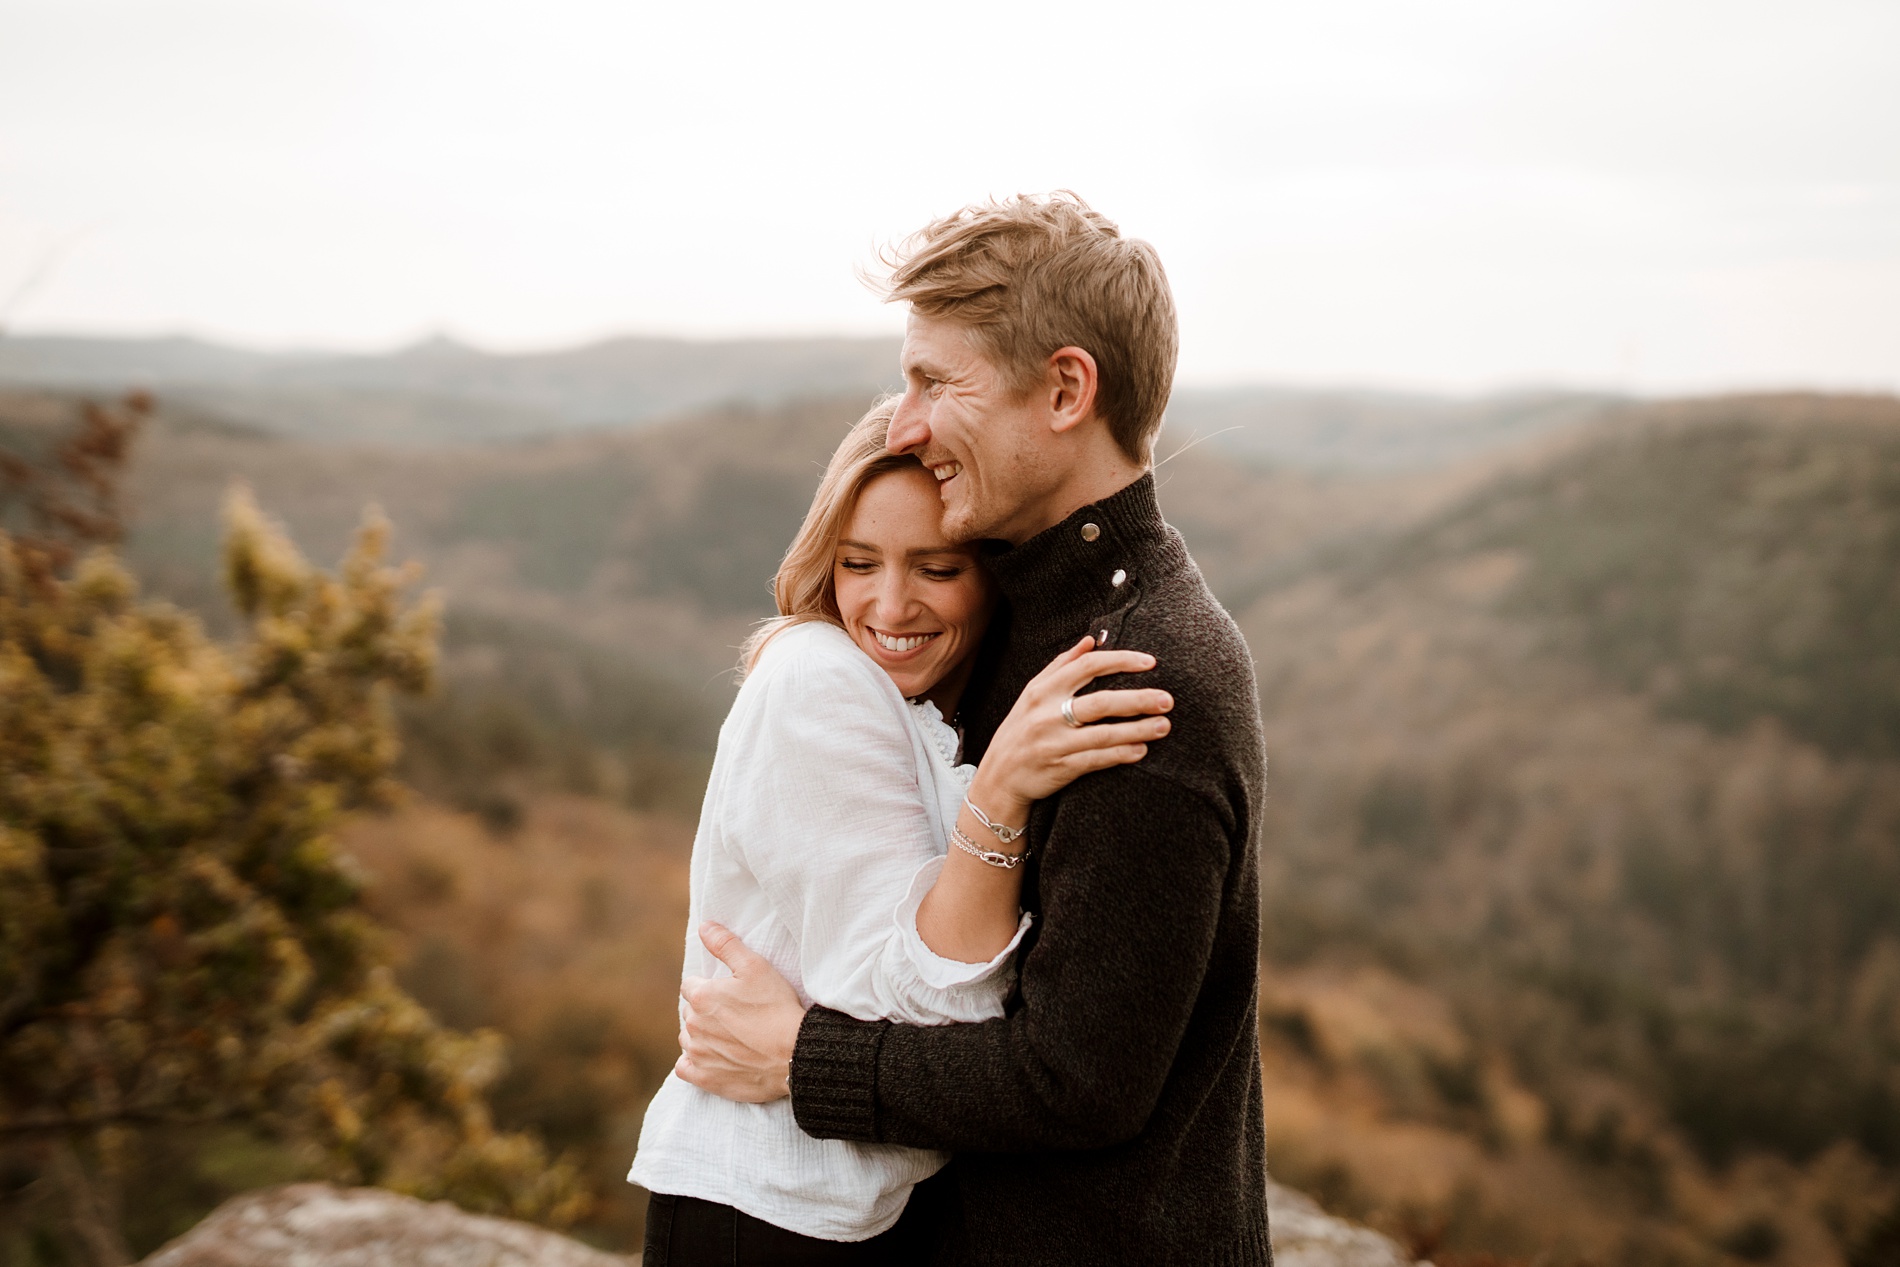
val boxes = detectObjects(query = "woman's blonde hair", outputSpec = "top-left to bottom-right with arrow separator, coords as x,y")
739,397 -> 920,673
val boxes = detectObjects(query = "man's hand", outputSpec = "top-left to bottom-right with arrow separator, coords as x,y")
675,921 -> 806,1103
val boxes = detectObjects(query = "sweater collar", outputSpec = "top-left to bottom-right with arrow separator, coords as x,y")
982,473 -> 1186,642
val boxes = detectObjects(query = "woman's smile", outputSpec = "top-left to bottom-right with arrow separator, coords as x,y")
869,627 -> 942,656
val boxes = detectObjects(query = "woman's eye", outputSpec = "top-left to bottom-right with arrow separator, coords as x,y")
839,559 -> 875,573
921,567 -> 961,581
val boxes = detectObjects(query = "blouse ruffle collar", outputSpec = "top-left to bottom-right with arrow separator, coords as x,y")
908,698 -> 976,788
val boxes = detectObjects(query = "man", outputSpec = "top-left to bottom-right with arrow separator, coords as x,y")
676,194 -> 1271,1266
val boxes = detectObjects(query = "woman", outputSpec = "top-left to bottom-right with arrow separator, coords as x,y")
630,400 -> 1171,1264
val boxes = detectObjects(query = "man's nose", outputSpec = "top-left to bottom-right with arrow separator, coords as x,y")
887,394 -> 929,455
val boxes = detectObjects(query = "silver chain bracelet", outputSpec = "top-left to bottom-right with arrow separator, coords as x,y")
951,824 -> 1028,870
964,797 -> 1026,844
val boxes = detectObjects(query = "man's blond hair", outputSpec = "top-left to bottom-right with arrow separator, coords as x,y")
880,193 -> 1178,466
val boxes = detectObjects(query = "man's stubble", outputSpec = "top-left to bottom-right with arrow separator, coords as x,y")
941,442 -> 1059,547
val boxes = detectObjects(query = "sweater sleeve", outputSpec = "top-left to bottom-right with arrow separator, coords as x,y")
729,635 -> 1021,1026
789,764 -> 1232,1152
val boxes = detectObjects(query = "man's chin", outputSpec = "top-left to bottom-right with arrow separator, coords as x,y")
943,477 -> 1039,544
939,497 -> 985,545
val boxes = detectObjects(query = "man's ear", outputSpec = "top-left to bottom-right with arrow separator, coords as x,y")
1046,346 -> 1100,435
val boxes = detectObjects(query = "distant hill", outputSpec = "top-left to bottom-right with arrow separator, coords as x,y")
1369,393 -> 1900,758
1165,384 -> 1623,472
0,332 -> 907,444
0,332 -> 1622,469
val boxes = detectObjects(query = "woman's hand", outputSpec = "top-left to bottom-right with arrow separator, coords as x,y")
920,638 -> 1168,961
965,636 -> 1172,827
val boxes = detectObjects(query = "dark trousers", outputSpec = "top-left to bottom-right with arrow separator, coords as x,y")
642,1191 -> 928,1266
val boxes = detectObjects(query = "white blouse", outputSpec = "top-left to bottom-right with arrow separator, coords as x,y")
629,620 -> 1030,1242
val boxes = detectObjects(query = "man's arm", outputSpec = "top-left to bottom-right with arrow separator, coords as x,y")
679,765 -> 1233,1152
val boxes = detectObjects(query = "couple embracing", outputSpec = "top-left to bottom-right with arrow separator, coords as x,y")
631,194 -> 1271,1267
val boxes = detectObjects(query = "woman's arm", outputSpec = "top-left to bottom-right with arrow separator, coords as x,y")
914,637 -> 1173,963
726,632 -> 1031,1026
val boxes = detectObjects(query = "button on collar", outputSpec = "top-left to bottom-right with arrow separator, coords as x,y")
1080,522 -> 1101,542
1111,569 -> 1127,588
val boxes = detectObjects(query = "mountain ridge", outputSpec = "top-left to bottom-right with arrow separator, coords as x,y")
0,331 -> 1622,468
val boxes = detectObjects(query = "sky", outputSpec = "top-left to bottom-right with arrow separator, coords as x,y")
1,0 -> 1896,393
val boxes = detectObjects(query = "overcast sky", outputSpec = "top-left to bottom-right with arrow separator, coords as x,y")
1,0 -> 1895,392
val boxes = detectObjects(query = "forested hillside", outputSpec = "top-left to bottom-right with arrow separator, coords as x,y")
1243,394 -> 1900,1263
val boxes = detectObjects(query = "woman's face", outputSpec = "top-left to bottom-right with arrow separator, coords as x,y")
834,465 -> 996,710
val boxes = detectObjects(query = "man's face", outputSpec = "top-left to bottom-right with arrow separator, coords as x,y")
887,312 -> 1054,545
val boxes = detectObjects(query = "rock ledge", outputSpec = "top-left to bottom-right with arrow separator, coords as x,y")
140,1184 -> 633,1267
143,1181 -> 1415,1266
1268,1181 -> 1419,1267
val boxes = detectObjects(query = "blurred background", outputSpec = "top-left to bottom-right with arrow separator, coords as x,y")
2,0 -> 1898,1263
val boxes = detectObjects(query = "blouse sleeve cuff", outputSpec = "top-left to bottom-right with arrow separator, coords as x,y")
894,854 -> 1033,990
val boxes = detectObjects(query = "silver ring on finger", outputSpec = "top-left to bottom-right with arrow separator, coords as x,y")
1061,696 -> 1083,728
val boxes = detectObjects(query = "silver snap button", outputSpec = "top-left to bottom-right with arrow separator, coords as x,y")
1096,629 -> 1110,645
1111,569 -> 1127,588
1080,523 -> 1101,542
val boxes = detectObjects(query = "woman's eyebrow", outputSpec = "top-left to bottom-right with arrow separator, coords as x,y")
837,541 -> 966,560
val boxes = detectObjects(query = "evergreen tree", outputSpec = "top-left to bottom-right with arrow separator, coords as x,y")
0,408 -> 584,1262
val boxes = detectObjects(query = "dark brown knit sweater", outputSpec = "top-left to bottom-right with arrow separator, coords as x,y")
791,475 -> 1272,1267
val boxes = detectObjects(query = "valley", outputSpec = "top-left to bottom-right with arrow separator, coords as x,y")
3,345 -> 1896,1262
